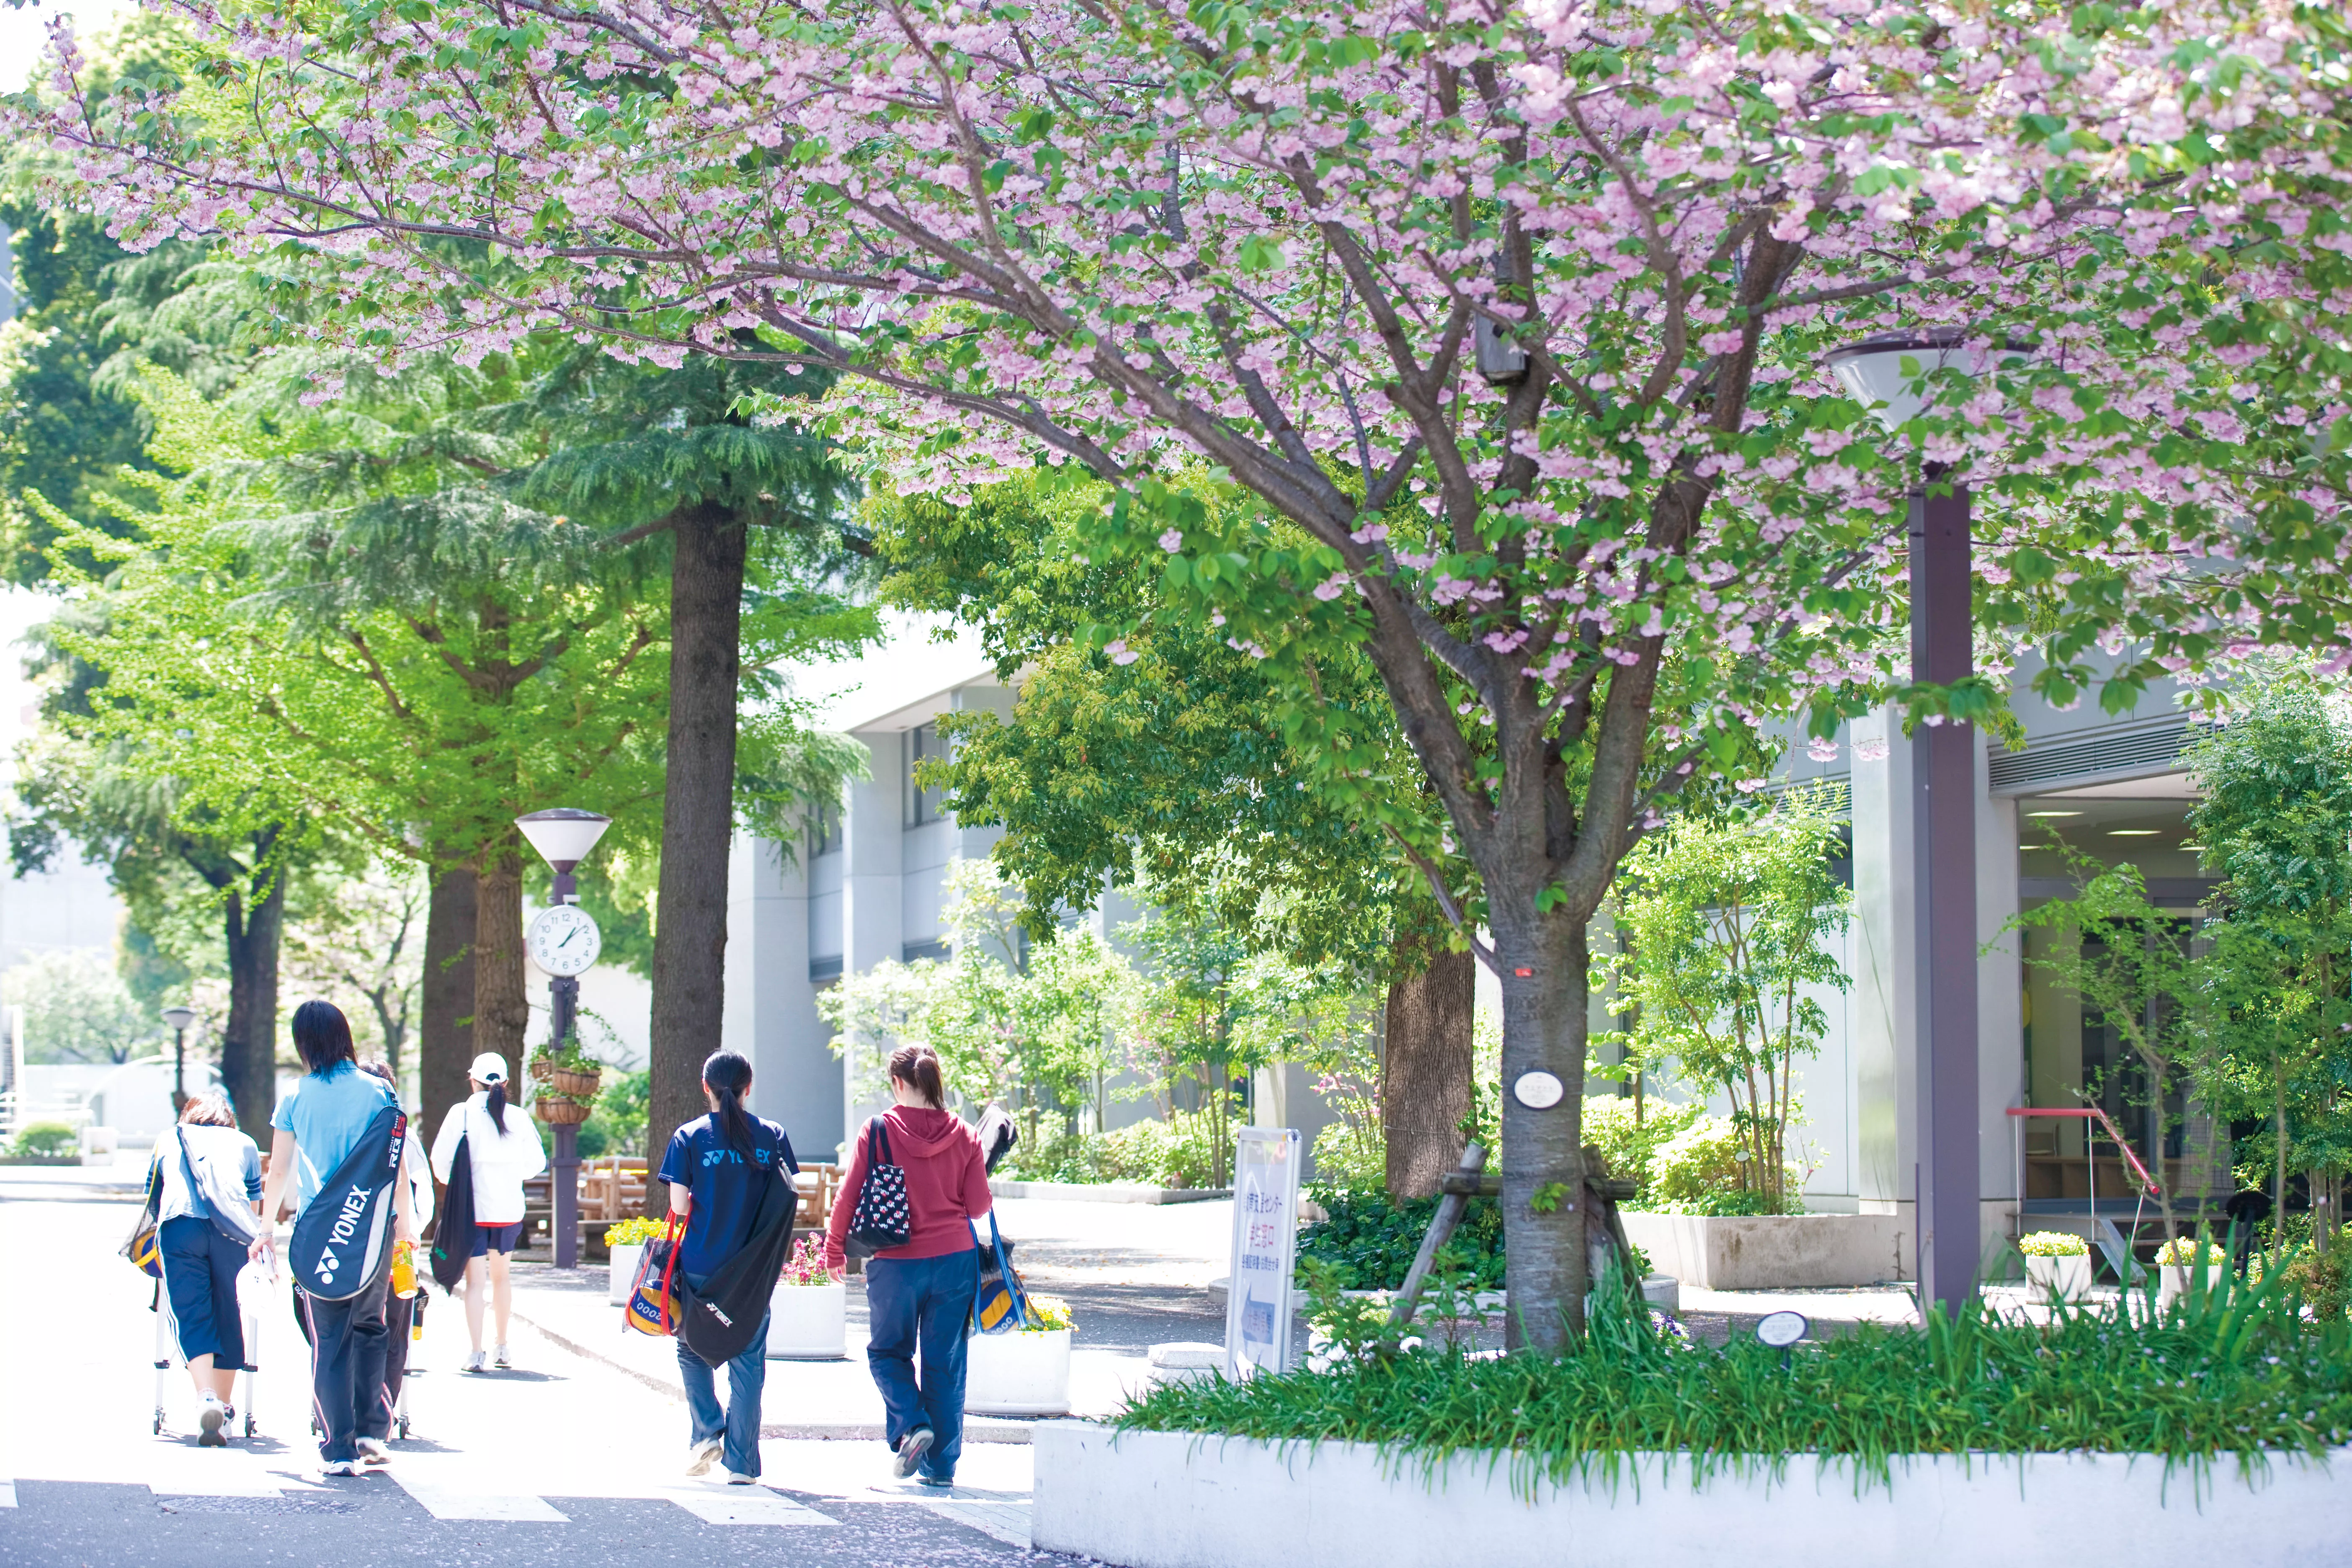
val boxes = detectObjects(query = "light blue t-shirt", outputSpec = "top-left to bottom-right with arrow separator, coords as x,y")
270,1063 -> 395,1217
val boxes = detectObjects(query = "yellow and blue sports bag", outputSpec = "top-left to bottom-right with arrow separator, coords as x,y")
123,1153 -> 168,1278
971,1213 -> 1029,1335
624,1217 -> 684,1337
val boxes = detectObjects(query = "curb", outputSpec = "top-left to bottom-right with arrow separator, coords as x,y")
511,1303 -> 1039,1444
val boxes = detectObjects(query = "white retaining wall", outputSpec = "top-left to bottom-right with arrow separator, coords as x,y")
1033,1421 -> 2352,1568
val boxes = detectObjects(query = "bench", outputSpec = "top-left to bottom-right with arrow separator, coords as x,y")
520,1159 -> 845,1257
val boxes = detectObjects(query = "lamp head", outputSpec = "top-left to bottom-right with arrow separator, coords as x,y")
161,1006 -> 196,1033
515,807 -> 613,874
1823,328 -> 2034,433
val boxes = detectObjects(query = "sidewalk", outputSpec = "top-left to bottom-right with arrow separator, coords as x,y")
505,1260 -> 1153,1443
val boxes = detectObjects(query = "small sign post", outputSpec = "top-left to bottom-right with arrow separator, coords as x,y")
1225,1127 -> 1302,1382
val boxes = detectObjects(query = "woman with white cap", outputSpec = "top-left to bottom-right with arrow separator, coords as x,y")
428,1053 -> 547,1372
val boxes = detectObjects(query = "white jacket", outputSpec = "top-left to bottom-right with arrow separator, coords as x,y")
430,1091 -> 547,1226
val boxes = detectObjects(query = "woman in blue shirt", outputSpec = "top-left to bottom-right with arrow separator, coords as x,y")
155,1089 -> 262,1446
251,1002 -> 415,1478
656,1049 -> 797,1485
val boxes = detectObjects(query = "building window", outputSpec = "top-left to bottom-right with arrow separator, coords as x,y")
807,800 -> 842,857
907,722 -> 949,826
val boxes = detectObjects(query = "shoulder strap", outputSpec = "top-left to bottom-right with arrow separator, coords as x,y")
868,1115 -> 893,1167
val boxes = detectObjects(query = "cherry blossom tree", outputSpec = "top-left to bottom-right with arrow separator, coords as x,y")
15,0 -> 2351,1342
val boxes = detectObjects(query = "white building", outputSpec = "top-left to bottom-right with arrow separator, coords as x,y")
725,616 -> 2221,1255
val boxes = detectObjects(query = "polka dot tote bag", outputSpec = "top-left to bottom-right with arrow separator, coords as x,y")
846,1117 -> 912,1251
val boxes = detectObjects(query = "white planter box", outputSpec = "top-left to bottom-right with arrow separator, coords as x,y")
1619,1212 -> 1907,1289
608,1243 -> 645,1305
768,1281 -> 848,1359
2024,1253 -> 2092,1301
1034,1422 -> 2352,1568
2158,1262 -> 2224,1310
967,1328 -> 1072,1416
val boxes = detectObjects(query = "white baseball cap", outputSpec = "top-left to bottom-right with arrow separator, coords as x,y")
468,1052 -> 510,1085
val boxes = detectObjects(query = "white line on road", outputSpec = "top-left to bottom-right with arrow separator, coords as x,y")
925,1499 -> 1032,1547
655,1485 -> 842,1526
391,1473 -> 570,1522
0,1478 -> 15,1508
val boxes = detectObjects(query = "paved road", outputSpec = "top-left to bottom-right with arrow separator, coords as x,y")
0,1193 -> 1064,1566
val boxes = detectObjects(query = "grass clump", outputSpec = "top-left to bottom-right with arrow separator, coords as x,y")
1118,1276 -> 2352,1484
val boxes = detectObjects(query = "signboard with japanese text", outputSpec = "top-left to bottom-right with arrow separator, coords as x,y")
1224,1127 -> 1301,1382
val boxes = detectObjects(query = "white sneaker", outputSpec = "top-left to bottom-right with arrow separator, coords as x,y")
462,1350 -> 487,1374
197,1398 -> 227,1448
357,1438 -> 392,1467
893,1427 -> 934,1479
492,1343 -> 512,1369
722,1470 -> 758,1486
318,1459 -> 363,1478
685,1439 -> 723,1478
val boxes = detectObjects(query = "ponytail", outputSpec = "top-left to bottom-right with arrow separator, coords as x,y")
485,1081 -> 509,1135
888,1044 -> 946,1109
702,1049 -> 755,1152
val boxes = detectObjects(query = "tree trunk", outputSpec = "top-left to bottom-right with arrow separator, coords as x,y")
1383,946 -> 1475,1201
1495,914 -> 1591,1351
420,866 -> 478,1142
473,843 -> 530,1074
647,503 -> 746,1210
219,877 -> 285,1144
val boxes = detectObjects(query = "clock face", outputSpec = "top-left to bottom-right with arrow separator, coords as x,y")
527,905 -> 602,976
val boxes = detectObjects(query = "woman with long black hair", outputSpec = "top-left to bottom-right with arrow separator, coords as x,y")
428,1053 -> 545,1372
657,1049 -> 797,1483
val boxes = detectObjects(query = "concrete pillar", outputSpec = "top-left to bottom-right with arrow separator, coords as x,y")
1849,706 -> 1916,1277
722,831 -> 835,1159
1978,769 -> 2024,1266
840,729 -> 905,1151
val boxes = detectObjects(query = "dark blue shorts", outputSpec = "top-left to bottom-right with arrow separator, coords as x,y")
471,1222 -> 524,1257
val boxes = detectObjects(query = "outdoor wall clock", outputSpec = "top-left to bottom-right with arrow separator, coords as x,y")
526,903 -> 602,976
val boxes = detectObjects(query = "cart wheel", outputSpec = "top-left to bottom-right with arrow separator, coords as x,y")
244,1413 -> 257,1438
153,1412 -> 164,1435
397,1415 -> 410,1440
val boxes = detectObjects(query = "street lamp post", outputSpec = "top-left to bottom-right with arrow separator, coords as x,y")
1823,329 -> 2030,1318
516,807 -> 613,1271
162,1006 -> 197,1115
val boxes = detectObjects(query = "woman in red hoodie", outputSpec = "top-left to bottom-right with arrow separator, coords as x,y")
825,1044 -> 991,1487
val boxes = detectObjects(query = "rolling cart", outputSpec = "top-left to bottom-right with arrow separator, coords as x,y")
152,1262 -> 264,1439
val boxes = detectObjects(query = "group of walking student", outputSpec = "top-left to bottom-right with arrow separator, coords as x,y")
149,1001 -> 999,1490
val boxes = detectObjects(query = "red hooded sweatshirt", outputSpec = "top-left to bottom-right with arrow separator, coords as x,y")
824,1105 -> 993,1271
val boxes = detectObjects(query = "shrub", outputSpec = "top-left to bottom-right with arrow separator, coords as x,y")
1644,1113 -> 1805,1214
1024,1294 -> 1076,1333
2020,1230 -> 2089,1258
10,1121 -> 78,1159
2154,1237 -> 2228,1267
1295,1189 -> 1505,1292
1580,1096 -> 1700,1199
996,1111 -> 1222,1189
603,1216 -> 665,1248
1309,1115 -> 1386,1197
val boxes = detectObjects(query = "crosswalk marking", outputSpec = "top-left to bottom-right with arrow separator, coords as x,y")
925,1498 -> 1032,1548
391,1474 -> 570,1522
657,1485 -> 841,1526
1,1479 -> 16,1508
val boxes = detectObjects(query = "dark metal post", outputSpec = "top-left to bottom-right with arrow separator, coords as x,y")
548,971 -> 581,1269
170,1026 -> 187,1115
1911,471 -> 1979,1315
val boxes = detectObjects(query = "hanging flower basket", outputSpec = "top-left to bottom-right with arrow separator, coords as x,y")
528,1055 -> 557,1084
534,1094 -> 593,1125
551,1067 -> 603,1100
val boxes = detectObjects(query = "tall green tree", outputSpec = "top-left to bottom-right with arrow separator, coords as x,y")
1606,795 -> 1849,1214
877,472 -> 1486,1197
2185,679 -> 2352,1259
